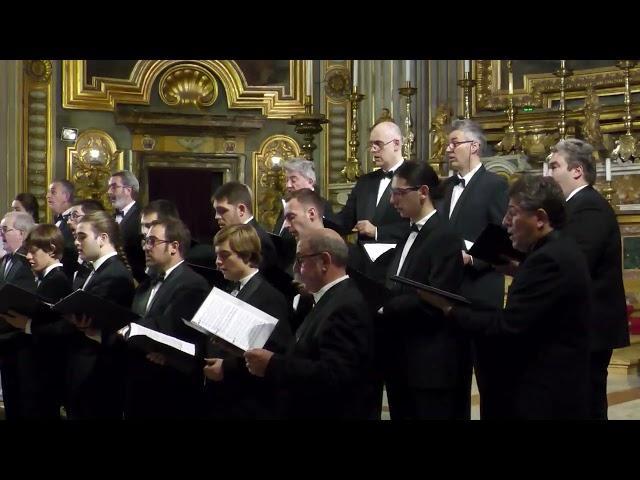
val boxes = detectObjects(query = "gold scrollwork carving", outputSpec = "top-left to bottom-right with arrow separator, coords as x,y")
324,66 -> 350,101
25,60 -> 52,82
66,129 -> 124,209
63,60 -> 307,118
252,135 -> 301,230
159,64 -> 218,108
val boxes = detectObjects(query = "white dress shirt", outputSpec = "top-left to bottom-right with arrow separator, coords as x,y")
396,210 -> 437,276
449,162 -> 482,217
115,200 -> 136,224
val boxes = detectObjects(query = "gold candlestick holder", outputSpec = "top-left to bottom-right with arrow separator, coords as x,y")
612,60 -> 638,162
342,86 -> 365,182
601,180 -> 616,206
287,95 -> 329,161
553,61 -> 573,139
496,95 -> 522,155
457,72 -> 476,119
399,81 -> 417,160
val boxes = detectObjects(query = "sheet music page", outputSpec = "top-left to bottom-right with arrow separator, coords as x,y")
189,287 -> 279,351
464,240 -> 474,251
363,243 -> 396,262
128,322 -> 196,356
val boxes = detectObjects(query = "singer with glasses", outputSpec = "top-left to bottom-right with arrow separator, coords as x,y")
107,170 -> 146,283
334,121 -> 410,280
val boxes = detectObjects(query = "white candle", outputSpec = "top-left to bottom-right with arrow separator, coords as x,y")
306,60 -> 313,94
353,60 -> 358,89
464,60 -> 470,74
561,59 -> 566,70
605,158 -> 612,182
405,60 -> 411,83
508,70 -> 514,95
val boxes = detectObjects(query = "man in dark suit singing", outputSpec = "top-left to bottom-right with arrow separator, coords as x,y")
244,228 -> 377,419
419,176 -> 592,419
334,121 -> 410,279
212,181 -> 278,272
46,179 -> 78,280
381,161 -> 470,419
548,138 -> 630,419
123,217 -> 210,419
436,119 -> 508,418
108,170 -> 146,283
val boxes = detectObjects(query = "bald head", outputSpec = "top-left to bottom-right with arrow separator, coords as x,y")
300,228 -> 349,268
373,121 -> 403,140
369,121 -> 404,171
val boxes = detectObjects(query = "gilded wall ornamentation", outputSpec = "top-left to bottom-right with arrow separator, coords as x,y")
252,135 -> 301,230
159,65 -> 218,108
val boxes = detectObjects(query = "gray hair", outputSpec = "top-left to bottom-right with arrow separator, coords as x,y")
3,211 -> 35,234
111,170 -> 140,194
550,138 -> 596,185
450,119 -> 486,155
306,229 -> 349,268
284,158 -> 316,185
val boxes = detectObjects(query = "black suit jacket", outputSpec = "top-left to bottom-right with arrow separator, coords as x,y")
266,278 -> 376,419
118,202 -> 146,283
382,212 -> 470,390
248,217 -> 278,272
205,272 -> 293,419
436,165 -> 508,308
335,169 -> 409,243
57,216 -> 79,281
0,249 -> 37,345
125,261 -> 210,419
65,255 -> 134,419
563,186 -> 629,351
451,231 -> 591,419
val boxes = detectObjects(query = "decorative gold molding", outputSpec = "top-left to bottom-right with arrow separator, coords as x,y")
252,135 -> 301,230
66,129 -> 124,209
22,60 -> 53,222
63,60 -> 307,118
159,64 -> 218,108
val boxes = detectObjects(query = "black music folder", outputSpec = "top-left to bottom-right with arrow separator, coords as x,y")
126,323 -> 205,375
347,267 -> 394,311
52,290 -> 140,331
467,224 -> 526,265
186,262 -> 228,289
0,282 -> 52,318
390,275 -> 471,305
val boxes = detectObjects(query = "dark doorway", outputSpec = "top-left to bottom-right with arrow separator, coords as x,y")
147,167 -> 223,244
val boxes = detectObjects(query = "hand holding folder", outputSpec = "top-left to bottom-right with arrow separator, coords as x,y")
53,290 -> 140,331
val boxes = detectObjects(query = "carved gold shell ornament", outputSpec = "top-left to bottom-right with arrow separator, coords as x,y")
159,65 -> 218,108
26,60 -> 52,82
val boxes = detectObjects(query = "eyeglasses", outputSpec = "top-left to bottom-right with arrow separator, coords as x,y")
294,251 -> 325,265
1,227 -> 16,234
107,183 -> 129,191
368,139 -> 396,151
142,236 -> 172,248
390,186 -> 421,196
447,140 -> 474,149
70,212 -> 84,220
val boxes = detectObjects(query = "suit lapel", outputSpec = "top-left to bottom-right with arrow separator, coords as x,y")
146,263 -> 185,314
399,214 -> 439,278
363,174 -> 380,221
373,181 -> 392,224
449,165 -> 486,226
295,280 -> 347,342
236,273 -> 261,303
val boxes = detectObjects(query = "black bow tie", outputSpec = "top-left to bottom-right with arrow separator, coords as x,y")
410,223 -> 420,233
381,170 -> 394,179
150,272 -> 165,286
229,281 -> 241,292
114,209 -> 124,217
452,176 -> 466,187
55,214 -> 64,223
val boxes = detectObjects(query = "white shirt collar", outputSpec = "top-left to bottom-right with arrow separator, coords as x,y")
42,262 -> 64,278
162,259 -> 185,280
238,269 -> 259,290
566,184 -> 589,202
312,274 -> 349,304
91,251 -> 119,272
62,206 -> 74,217
120,200 -> 136,217
458,162 -> 482,185
242,215 -> 255,225
412,209 -> 437,231
383,159 -> 405,175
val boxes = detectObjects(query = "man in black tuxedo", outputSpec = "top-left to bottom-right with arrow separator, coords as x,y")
203,224 -> 292,419
46,179 -> 78,280
334,121 -> 410,279
436,119 -> 508,418
273,158 -> 336,267
419,176 -> 591,419
381,161 -> 470,419
212,181 -> 278,272
245,228 -> 377,419
548,138 -> 630,419
0,211 -> 37,419
124,217 -> 210,419
108,170 -> 146,283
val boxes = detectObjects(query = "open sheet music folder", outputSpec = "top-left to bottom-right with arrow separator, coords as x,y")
0,282 -> 52,318
52,289 -> 140,331
126,322 -> 203,374
467,224 -> 526,265
390,275 -> 471,305
184,287 -> 279,352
